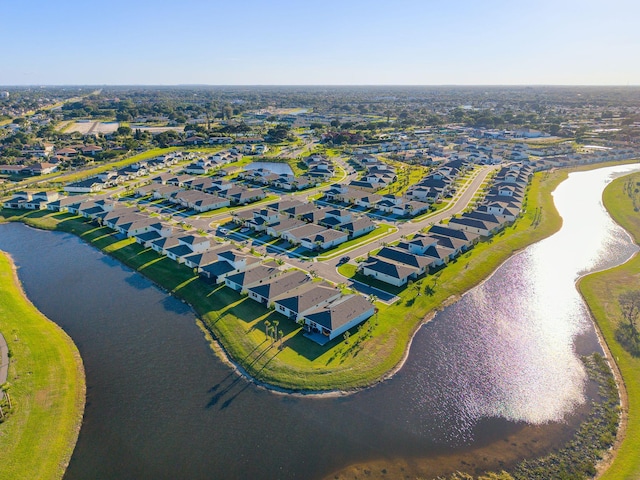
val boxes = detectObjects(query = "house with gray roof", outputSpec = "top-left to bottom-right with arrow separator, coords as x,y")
224,263 -> 281,293
266,216 -> 307,238
338,217 -> 375,239
299,228 -> 349,251
358,257 -> 419,287
376,246 -> 434,275
183,245 -> 233,270
199,251 -> 261,283
247,270 -> 311,305
302,295 -> 375,344
283,223 -> 327,245
273,282 -> 341,321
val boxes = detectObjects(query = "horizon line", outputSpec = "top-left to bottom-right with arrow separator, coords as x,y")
1,83 -> 640,88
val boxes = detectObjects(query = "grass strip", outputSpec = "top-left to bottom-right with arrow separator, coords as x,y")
0,252 -> 85,480
578,170 -> 640,480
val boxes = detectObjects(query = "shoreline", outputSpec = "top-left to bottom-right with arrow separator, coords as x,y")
576,169 -> 640,480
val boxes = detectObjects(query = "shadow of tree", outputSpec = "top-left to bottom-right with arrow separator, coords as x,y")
616,324 -> 640,357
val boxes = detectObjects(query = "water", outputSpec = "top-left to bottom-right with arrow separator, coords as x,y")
245,161 -> 294,175
0,163 -> 638,479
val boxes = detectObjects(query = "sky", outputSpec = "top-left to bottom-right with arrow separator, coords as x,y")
3,0 -> 640,85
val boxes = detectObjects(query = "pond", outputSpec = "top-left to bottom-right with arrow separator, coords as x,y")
245,161 -> 294,176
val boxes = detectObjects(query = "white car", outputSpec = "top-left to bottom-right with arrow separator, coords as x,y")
219,228 -> 229,234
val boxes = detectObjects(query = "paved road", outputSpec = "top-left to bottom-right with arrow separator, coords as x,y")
0,332 -> 8,399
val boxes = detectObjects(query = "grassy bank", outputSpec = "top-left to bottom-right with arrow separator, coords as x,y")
578,170 -> 640,480
0,161 -> 631,392
0,252 -> 85,480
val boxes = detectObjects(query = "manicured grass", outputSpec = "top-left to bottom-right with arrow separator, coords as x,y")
0,252 -> 85,480
578,170 -> 640,480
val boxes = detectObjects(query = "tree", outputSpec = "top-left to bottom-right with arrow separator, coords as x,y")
272,320 -> 280,344
117,125 -> 132,136
264,320 -> 271,339
619,290 -> 640,334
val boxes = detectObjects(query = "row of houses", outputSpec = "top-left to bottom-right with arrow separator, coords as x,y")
32,193 -> 374,344
406,160 -> 469,204
348,155 -> 398,191
139,172 -> 267,209
238,168 -> 319,191
358,164 -> 532,287
183,149 -> 242,175
324,184 -> 431,218
0,162 -> 57,176
3,190 -> 61,209
233,199 -> 376,251
528,147 -> 640,170
227,268 -> 374,344
64,152 -> 188,193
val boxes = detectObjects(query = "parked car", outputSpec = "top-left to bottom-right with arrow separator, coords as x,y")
240,227 -> 250,233
339,256 -> 350,264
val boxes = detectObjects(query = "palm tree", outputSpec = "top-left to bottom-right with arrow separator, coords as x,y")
2,384 -> 10,409
264,320 -> 271,339
272,320 -> 280,343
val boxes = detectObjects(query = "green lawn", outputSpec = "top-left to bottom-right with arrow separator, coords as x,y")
578,170 -> 640,480
0,252 -> 85,480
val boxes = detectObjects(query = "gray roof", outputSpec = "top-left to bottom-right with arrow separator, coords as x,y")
304,295 -> 374,331
248,270 -> 311,301
225,264 -> 281,288
361,257 -> 418,279
377,246 -> 434,269
428,225 -> 479,242
273,282 -> 340,315
183,245 -> 233,267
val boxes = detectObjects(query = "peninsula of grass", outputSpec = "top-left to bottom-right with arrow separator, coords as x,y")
578,170 -> 640,480
0,160 -> 633,392
0,252 -> 85,480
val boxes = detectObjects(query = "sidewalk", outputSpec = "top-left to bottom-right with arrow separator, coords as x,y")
0,332 -> 8,400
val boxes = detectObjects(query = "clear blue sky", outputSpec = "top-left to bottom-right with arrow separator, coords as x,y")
3,0 -> 639,85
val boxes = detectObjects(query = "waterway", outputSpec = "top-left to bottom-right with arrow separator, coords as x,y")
245,161 -> 294,175
0,163 -> 638,479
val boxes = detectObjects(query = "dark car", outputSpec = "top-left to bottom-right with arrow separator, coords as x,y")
339,256 -> 351,264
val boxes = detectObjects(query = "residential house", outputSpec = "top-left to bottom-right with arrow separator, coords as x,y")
302,295 -> 375,343
358,257 -> 419,287
273,282 -> 341,321
224,263 -> 281,293
247,270 -> 311,305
